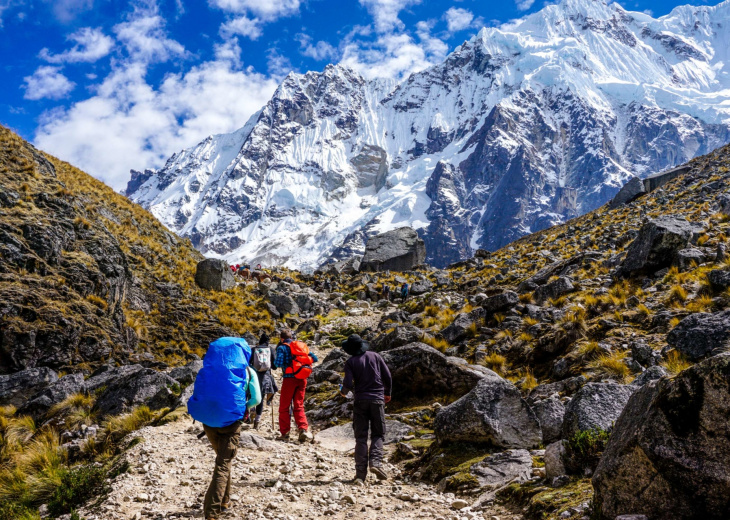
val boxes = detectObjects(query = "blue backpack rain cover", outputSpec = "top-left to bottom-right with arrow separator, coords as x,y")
187,337 -> 251,428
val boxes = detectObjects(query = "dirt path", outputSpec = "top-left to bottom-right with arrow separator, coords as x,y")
78,413 -> 519,520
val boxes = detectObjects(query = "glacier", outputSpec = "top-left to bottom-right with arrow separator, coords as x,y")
126,0 -> 730,270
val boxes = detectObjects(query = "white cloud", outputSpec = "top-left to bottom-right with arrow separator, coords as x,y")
40,27 -> 114,63
358,0 -> 421,33
515,0 -> 535,11
23,66 -> 75,100
114,12 -> 187,63
34,60 -> 278,191
296,34 -> 337,61
47,0 -> 94,23
444,7 -> 474,32
266,48 -> 292,77
220,15 -> 263,40
209,0 -> 300,20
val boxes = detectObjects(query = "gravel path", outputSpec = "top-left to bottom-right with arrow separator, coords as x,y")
77,413 -> 519,520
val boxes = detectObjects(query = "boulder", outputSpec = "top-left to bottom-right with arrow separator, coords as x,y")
666,310 -> 730,361
675,248 -> 707,271
544,440 -> 568,480
593,353 -> 730,519
482,291 -> 519,314
528,376 -> 586,402
0,367 -> 58,408
534,277 -> 574,304
17,373 -> 85,419
708,269 -> 730,292
168,360 -> 204,386
372,325 -> 426,352
469,449 -> 533,489
717,192 -> 730,215
609,176 -> 646,209
85,365 -> 179,416
616,217 -> 703,278
360,227 -> 426,272
410,279 -> 434,295
441,308 -> 486,344
316,420 -> 413,452
434,373 -> 542,449
194,259 -> 235,291
317,349 -> 349,372
562,383 -> 635,439
268,292 -> 300,316
532,396 -> 566,445
631,365 -> 668,387
381,343 -> 492,399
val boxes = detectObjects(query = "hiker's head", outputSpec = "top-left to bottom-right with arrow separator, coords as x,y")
341,334 -> 369,356
280,329 -> 293,342
259,332 -> 270,345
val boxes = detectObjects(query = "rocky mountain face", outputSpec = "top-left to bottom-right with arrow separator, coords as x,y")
127,0 -> 730,270
0,127 -> 269,376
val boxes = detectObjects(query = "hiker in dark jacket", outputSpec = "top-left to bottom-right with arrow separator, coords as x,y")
251,333 -> 278,430
340,334 -> 392,483
400,283 -> 409,301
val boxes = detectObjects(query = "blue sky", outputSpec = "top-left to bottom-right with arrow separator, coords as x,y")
0,0 -> 715,190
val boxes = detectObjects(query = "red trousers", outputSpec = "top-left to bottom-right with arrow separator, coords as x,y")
279,378 -> 308,435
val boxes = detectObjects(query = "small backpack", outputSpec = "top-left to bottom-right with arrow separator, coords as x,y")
285,340 -> 314,380
252,346 -> 272,372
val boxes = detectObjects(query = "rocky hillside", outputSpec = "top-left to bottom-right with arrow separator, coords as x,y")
0,125 -> 272,375
127,0 -> 730,270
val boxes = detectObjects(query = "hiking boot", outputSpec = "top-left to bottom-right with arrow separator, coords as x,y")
276,433 -> 290,442
349,477 -> 366,486
254,419 -> 261,430
298,428 -> 313,443
369,465 -> 389,481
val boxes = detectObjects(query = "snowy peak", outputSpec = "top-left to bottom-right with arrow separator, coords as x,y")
127,0 -> 730,270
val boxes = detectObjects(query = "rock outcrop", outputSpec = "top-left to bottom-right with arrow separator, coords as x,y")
593,353 -> 730,519
561,382 -> 635,438
360,228 -> 426,272
434,373 -> 542,449
195,259 -> 235,291
0,367 -> 58,407
666,310 -> 730,361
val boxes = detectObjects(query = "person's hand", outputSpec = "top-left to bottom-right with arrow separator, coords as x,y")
384,395 -> 391,404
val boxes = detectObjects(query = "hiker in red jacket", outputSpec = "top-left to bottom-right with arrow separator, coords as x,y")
274,329 -> 318,442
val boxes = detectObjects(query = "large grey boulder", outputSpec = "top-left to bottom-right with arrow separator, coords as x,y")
592,353 -> 730,519
544,440 -> 568,480
616,217 -> 703,278
440,308 -> 486,344
360,227 -> 426,272
632,365 -> 669,387
469,449 -> 533,489
0,367 -> 58,407
708,269 -> 730,291
534,277 -> 575,304
268,292 -> 300,316
85,365 -> 179,416
372,325 -> 426,352
169,360 -> 204,386
532,396 -> 566,445
18,373 -> 85,419
675,247 -> 708,271
482,291 -> 519,314
434,373 -> 542,449
666,310 -> 730,361
195,258 -> 235,291
381,343 -> 492,399
561,382 -> 635,439
609,176 -> 646,209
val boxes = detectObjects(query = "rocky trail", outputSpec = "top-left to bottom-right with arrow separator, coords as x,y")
75,408 -> 519,520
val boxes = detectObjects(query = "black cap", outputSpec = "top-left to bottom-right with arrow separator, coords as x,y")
259,332 -> 270,345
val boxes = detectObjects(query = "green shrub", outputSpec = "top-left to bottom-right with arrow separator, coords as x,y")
565,428 -> 610,473
0,502 -> 40,520
47,465 -> 109,517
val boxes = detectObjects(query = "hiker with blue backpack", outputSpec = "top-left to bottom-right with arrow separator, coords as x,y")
187,337 -> 261,520
251,332 -> 278,430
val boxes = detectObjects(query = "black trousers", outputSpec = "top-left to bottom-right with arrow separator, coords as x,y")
352,399 -> 386,479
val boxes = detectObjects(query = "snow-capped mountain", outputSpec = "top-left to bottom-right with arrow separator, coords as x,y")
127,0 -> 730,269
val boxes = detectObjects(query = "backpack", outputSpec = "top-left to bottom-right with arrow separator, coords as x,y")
252,345 -> 272,372
284,340 -> 314,380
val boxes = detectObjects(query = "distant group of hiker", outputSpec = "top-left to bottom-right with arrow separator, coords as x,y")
230,262 -> 265,281
187,330 -> 392,520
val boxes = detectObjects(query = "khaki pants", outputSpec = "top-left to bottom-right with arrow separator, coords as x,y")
203,420 -> 242,519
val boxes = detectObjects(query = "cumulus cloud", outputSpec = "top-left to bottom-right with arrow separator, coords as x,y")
296,34 -> 337,61
47,0 -> 94,23
23,66 -> 75,100
444,7 -> 474,32
32,4 -> 278,191
358,0 -> 421,33
515,0 -> 535,11
220,15 -> 262,40
40,27 -> 114,63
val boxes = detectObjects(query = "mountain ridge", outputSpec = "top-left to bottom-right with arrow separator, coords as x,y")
127,0 -> 730,269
